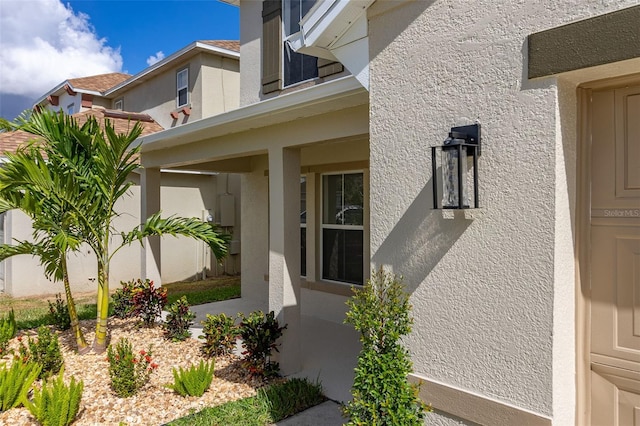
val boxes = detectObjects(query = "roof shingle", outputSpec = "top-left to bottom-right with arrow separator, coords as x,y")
67,73 -> 132,92
199,40 -> 240,52
0,108 -> 163,156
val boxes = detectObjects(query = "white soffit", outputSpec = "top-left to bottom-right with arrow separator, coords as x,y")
286,0 -> 374,90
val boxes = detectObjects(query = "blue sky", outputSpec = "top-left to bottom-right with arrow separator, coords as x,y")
0,0 -> 239,119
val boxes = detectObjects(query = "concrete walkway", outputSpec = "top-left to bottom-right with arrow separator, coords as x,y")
275,401 -> 346,425
180,292 -> 361,425
186,293 -> 361,403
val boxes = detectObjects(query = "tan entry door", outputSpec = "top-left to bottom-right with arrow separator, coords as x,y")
589,84 -> 640,425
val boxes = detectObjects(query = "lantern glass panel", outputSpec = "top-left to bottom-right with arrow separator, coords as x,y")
441,145 -> 469,208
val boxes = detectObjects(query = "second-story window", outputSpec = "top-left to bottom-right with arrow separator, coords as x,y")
282,0 -> 317,87
177,68 -> 188,108
66,103 -> 74,115
114,99 -> 123,110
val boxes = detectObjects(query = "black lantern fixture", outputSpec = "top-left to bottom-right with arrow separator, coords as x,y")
431,124 -> 481,209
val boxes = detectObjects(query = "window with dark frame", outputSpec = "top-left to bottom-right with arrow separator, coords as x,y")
282,0 -> 318,87
322,172 -> 364,285
177,68 -> 188,108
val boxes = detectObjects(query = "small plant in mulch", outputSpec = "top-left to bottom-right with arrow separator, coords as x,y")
0,309 -> 16,356
48,293 -> 71,331
106,338 -> 158,398
165,360 -> 215,397
130,279 -> 168,327
112,280 -> 136,319
163,296 -> 196,342
17,325 -> 64,380
238,311 -> 286,379
24,369 -> 84,426
0,360 -> 40,411
200,313 -> 239,357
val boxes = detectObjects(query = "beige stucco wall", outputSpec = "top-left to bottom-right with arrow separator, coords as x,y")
239,0 -> 263,107
367,1 -> 638,424
158,172 -> 217,283
2,172 -> 217,297
200,56 -> 241,117
241,156 -> 269,301
115,58 -> 198,129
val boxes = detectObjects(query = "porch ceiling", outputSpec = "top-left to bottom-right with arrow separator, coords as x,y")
139,76 -> 369,171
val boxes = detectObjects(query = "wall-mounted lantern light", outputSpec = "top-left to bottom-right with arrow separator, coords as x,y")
431,124 -> 481,209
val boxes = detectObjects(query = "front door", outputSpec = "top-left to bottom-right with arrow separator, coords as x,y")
589,83 -> 640,425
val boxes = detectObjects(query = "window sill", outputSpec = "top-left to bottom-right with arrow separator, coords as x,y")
301,278 -> 355,297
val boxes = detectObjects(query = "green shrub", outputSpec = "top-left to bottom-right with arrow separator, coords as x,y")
166,360 -> 215,397
238,311 -> 286,378
24,369 -> 83,426
0,309 -> 17,357
131,279 -> 167,327
18,326 -> 63,380
0,309 -> 16,356
259,378 -> 325,421
343,268 -> 428,425
107,339 -> 157,397
0,361 -> 40,411
48,294 -> 71,331
200,313 -> 238,357
163,296 -> 196,342
112,281 -> 136,319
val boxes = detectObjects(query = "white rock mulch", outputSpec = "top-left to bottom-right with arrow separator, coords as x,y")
0,318 -> 266,426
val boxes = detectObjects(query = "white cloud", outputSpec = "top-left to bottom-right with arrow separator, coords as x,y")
146,51 -> 165,67
0,0 -> 123,99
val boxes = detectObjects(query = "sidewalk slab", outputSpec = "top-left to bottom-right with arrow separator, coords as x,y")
275,401 -> 346,426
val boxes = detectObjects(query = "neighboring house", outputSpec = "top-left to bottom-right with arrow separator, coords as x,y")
1,40 -> 241,297
136,1 -> 640,424
33,72 -> 132,116
105,40 -> 240,129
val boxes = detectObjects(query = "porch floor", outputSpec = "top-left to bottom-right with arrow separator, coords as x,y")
188,295 -> 361,403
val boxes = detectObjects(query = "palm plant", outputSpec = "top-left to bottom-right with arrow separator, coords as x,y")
0,136 -> 90,352
14,111 -> 229,352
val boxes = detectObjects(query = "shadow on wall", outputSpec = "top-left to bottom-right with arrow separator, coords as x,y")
368,0 -> 435,63
371,178 -> 470,295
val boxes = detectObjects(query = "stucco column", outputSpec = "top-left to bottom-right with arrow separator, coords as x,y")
268,146 -> 301,375
140,167 -> 162,285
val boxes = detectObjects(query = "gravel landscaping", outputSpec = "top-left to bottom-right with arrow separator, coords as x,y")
0,317 -> 267,426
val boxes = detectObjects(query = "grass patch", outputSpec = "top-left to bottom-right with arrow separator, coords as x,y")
168,378 -> 326,426
163,277 -> 240,306
0,293 -> 99,331
0,276 -> 241,331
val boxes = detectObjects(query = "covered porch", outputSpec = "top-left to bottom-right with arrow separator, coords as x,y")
139,76 -> 368,401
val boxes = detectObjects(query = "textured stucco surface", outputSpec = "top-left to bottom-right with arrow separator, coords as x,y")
241,159 -> 270,301
239,0 -> 263,107
367,0 -> 637,423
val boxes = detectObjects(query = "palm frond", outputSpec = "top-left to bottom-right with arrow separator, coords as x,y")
121,213 -> 230,260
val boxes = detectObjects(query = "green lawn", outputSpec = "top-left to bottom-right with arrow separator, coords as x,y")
168,378 -> 326,426
0,276 -> 241,330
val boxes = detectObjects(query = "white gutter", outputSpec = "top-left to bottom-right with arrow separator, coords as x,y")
106,42 -> 239,96
140,75 -> 367,151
